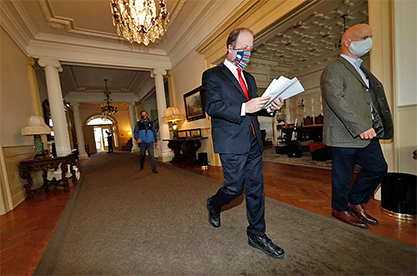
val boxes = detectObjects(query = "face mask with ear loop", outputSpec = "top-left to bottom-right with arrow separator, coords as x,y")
229,47 -> 252,70
349,37 -> 373,57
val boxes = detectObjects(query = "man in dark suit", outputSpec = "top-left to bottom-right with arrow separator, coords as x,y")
320,24 -> 393,228
202,28 -> 285,258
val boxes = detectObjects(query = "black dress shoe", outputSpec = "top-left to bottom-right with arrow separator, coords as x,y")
248,234 -> 285,259
206,196 -> 220,228
140,166 -> 144,170
152,169 -> 158,173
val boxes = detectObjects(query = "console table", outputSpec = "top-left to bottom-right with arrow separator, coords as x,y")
19,153 -> 78,199
164,137 -> 208,167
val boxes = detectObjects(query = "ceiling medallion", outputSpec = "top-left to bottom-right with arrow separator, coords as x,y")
101,79 -> 118,117
110,0 -> 169,46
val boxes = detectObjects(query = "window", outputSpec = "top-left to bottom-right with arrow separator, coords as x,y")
86,115 -> 116,126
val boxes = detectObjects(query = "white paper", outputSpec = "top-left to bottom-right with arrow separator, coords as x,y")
262,76 -> 305,109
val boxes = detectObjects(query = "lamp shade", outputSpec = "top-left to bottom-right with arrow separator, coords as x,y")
162,107 -> 184,122
21,115 -> 51,136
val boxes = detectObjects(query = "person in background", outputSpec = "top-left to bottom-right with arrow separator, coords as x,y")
202,27 -> 285,258
134,111 -> 158,173
320,24 -> 393,228
106,130 -> 113,153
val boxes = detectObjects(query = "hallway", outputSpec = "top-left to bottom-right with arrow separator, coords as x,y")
1,152 -> 416,275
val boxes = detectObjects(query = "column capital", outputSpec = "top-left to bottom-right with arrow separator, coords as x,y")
151,68 -> 167,78
128,102 -> 136,106
38,58 -> 63,72
70,102 -> 80,107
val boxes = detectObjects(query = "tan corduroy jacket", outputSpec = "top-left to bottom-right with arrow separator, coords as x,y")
320,56 -> 393,148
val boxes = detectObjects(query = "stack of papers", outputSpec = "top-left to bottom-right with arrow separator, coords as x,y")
262,76 -> 305,109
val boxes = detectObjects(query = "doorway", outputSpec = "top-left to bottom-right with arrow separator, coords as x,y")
86,115 -> 118,152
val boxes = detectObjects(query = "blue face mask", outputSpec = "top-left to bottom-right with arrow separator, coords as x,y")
231,48 -> 251,69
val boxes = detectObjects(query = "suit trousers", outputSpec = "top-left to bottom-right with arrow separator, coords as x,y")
211,134 -> 265,237
139,142 -> 157,170
331,138 -> 388,211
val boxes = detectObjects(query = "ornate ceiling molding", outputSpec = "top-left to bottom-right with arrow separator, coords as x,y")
37,0 -> 186,41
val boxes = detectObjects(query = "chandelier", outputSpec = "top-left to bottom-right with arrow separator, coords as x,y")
110,0 -> 169,46
101,79 -> 118,116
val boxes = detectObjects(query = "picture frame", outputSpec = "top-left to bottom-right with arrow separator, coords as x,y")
183,86 -> 206,121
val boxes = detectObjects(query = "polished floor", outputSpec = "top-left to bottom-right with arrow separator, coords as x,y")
1,155 -> 416,275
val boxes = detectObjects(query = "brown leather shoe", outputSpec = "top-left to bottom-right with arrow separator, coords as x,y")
348,203 -> 379,225
332,209 -> 369,228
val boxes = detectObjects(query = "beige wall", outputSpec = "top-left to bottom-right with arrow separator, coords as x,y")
171,49 -> 216,165
0,27 -> 38,212
1,27 -> 35,146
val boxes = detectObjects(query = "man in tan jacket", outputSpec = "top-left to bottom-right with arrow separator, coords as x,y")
320,24 -> 393,228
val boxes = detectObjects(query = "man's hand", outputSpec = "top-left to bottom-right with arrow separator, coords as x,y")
359,128 -> 376,140
269,97 -> 284,111
137,138 -> 142,143
245,96 -> 270,114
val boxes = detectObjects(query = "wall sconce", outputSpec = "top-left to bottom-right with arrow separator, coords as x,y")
128,130 -> 132,136
162,107 -> 184,138
21,115 -> 51,159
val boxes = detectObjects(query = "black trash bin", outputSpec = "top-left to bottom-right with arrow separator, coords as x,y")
381,172 -> 417,220
198,152 -> 208,170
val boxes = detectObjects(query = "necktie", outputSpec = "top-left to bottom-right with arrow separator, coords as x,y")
237,68 -> 249,100
237,68 -> 256,137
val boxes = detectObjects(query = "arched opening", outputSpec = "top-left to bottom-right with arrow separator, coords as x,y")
86,115 -> 119,152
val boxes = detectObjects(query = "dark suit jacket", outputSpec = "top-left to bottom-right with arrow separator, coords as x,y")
201,63 -> 274,154
320,56 -> 393,148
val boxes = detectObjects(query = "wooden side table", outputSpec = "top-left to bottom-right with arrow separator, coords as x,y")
19,153 -> 78,199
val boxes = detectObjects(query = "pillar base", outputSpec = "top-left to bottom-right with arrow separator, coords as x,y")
159,151 -> 174,162
131,148 -> 140,153
78,154 -> 89,160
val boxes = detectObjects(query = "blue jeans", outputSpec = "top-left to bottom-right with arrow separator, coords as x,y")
139,142 -> 156,170
331,138 -> 388,211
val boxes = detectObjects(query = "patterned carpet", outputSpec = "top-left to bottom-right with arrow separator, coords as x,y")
34,152 -> 416,275
263,146 -> 333,170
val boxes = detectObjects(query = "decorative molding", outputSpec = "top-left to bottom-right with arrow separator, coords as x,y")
10,0 -> 38,38
36,0 -> 186,42
27,40 -> 171,70
167,0 -> 248,67
0,2 -> 31,55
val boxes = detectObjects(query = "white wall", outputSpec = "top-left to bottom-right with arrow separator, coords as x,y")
395,0 -> 417,106
394,0 -> 417,174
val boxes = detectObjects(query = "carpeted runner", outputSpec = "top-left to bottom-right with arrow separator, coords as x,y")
34,152 -> 416,275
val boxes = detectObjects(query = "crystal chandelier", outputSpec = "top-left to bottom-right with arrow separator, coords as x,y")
110,0 -> 169,46
101,79 -> 118,116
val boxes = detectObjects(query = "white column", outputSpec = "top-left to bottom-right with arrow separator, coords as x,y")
151,68 -> 173,162
38,58 -> 71,157
71,103 -> 88,159
128,102 -> 140,152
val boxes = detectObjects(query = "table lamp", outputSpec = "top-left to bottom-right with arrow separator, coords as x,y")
162,107 -> 184,138
21,115 -> 51,158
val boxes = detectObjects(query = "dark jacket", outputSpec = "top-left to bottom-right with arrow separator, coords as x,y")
201,63 -> 274,154
133,119 -> 157,143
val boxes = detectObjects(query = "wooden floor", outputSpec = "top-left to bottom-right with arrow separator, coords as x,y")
1,155 -> 416,275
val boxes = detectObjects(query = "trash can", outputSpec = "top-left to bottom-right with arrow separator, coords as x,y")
198,152 -> 208,170
381,172 -> 417,220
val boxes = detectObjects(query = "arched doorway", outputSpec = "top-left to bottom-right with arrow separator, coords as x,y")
86,115 -> 119,152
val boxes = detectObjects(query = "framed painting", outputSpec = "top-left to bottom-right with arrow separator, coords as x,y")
183,86 -> 206,121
